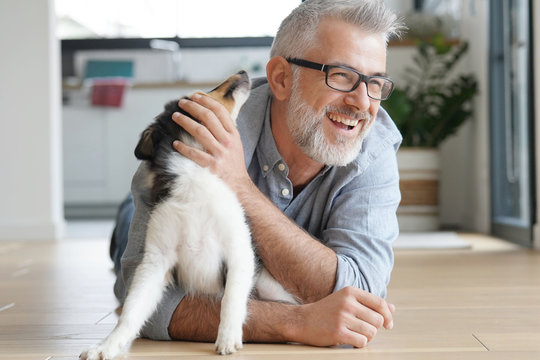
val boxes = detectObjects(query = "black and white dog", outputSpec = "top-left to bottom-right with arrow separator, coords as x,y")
80,71 -> 295,360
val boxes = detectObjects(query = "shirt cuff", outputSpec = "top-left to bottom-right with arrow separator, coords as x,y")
333,253 -> 387,298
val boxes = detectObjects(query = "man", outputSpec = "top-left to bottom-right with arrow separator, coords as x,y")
113,0 -> 403,349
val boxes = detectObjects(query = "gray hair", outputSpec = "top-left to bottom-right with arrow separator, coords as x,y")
270,0 -> 405,59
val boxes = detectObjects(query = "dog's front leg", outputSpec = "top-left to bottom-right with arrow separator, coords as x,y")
214,222 -> 255,355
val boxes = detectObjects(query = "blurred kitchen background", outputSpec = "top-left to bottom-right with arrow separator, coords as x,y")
1,0 -> 539,248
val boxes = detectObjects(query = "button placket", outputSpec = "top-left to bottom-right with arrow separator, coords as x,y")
276,163 -> 291,199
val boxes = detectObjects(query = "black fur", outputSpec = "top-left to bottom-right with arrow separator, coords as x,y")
134,70 -> 250,207
134,98 -> 195,205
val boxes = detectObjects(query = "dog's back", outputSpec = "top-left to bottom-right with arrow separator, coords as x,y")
80,71 -> 254,359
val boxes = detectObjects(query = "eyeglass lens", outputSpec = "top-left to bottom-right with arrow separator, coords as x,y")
326,67 -> 392,99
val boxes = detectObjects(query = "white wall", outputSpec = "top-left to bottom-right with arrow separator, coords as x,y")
0,0 -> 64,240
441,0 -> 490,232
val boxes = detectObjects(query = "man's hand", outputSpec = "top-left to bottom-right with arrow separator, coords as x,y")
289,286 -> 395,348
171,93 -> 251,195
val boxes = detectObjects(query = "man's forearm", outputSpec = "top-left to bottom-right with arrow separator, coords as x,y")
168,295 -> 295,343
168,288 -> 395,348
168,295 -> 221,342
236,180 -> 337,303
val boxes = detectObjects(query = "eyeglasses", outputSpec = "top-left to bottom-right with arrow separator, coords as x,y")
286,58 -> 394,101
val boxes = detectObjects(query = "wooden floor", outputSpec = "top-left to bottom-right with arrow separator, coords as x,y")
1,233 -> 539,359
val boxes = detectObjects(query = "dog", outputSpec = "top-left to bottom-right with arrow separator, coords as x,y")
80,71 -> 296,360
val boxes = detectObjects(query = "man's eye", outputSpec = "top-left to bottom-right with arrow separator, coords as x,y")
368,79 -> 383,89
330,71 -> 353,81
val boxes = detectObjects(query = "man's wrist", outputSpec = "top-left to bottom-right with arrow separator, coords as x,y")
281,303 -> 304,343
234,176 -> 260,204
243,299 -> 304,344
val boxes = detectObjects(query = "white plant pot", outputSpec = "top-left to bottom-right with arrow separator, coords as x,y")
397,147 -> 440,232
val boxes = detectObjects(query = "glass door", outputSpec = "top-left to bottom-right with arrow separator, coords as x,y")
489,0 -> 535,247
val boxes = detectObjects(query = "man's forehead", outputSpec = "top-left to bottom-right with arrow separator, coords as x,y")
307,24 -> 388,75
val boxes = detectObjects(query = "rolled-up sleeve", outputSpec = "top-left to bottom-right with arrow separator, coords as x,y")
324,143 -> 401,298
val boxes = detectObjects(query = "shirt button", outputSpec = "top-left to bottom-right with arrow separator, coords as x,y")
278,163 -> 286,171
281,188 -> 290,197
263,165 -> 269,172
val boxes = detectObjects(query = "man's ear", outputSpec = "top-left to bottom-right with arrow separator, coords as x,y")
266,56 -> 293,101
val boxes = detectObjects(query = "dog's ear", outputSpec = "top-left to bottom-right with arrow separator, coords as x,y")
134,125 -> 158,160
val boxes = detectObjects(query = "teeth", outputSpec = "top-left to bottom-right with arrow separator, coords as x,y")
328,114 -> 359,128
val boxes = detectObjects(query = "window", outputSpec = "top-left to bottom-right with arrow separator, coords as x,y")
489,0 -> 535,246
56,0 -> 300,40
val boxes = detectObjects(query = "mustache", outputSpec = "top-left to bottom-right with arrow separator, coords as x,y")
324,106 -> 372,122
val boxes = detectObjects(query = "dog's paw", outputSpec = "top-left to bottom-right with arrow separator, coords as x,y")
214,328 -> 243,355
79,345 -> 121,360
79,348 -> 102,360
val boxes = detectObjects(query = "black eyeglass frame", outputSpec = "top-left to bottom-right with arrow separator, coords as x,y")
286,57 -> 394,101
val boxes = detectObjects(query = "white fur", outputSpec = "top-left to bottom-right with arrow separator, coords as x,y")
81,80 -> 295,360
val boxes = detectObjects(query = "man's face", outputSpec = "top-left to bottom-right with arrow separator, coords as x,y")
286,17 -> 387,166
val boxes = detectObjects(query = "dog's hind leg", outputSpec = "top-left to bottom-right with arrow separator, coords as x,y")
214,220 -> 255,355
80,212 -> 177,360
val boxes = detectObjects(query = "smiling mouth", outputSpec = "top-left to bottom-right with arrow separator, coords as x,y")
328,113 -> 360,130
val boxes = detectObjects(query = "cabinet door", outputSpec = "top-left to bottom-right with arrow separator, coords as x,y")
63,106 -> 108,203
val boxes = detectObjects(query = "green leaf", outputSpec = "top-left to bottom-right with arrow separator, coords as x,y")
383,37 -> 478,147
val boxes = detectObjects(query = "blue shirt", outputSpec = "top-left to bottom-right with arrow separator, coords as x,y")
115,78 -> 402,340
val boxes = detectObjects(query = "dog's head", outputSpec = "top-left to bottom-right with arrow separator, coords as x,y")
135,70 -> 251,161
203,70 -> 251,123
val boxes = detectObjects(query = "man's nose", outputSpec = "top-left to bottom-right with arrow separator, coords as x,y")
344,82 -> 371,111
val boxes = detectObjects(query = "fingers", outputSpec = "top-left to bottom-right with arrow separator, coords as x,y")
343,312 -> 378,346
343,289 -> 395,347
355,302 -> 386,330
191,93 -> 236,133
340,327 -> 370,349
170,93 -> 249,188
172,139 -> 213,166
174,94 -> 233,144
350,287 -> 394,330
171,93 -> 240,166
171,110 -> 222,158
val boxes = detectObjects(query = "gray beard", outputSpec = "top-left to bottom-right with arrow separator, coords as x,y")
286,82 -> 373,167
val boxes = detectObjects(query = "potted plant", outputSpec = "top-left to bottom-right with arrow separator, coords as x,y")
384,34 -> 478,231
